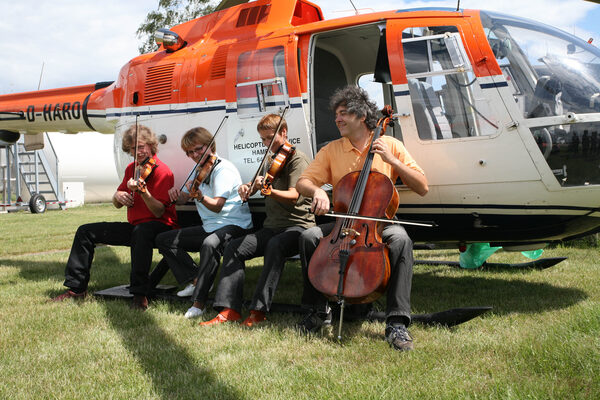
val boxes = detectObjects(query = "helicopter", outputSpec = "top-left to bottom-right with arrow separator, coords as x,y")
0,0 -> 599,252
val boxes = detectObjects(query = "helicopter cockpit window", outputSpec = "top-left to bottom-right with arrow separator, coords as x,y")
236,46 -> 289,118
402,27 -> 499,141
482,11 -> 600,186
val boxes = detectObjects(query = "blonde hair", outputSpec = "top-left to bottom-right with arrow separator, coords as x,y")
122,124 -> 158,154
181,127 -> 217,152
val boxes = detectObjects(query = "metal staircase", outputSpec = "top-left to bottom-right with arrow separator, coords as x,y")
1,134 -> 65,212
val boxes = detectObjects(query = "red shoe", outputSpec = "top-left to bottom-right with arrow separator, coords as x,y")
130,295 -> 149,311
241,310 -> 266,327
51,290 -> 87,302
199,308 -> 240,326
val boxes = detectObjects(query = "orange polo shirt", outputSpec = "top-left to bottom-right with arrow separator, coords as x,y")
300,135 -> 424,189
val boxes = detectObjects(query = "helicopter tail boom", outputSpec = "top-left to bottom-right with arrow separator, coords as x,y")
0,82 -> 115,135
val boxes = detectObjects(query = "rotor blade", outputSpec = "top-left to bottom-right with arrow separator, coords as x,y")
215,0 -> 249,12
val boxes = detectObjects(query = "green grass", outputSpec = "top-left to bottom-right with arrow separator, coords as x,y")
0,204 -> 599,399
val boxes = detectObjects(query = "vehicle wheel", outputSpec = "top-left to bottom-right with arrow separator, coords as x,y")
29,193 -> 47,214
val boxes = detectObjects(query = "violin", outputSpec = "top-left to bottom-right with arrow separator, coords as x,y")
307,105 -> 398,338
188,154 -> 220,199
172,116 -> 228,205
259,141 -> 296,196
245,106 -> 289,201
133,156 -> 157,193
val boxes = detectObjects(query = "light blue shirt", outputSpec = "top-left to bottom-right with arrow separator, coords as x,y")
185,157 -> 253,232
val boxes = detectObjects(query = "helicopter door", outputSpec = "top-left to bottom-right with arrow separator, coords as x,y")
225,38 -> 311,186
387,21 -> 540,194
308,23 -> 402,152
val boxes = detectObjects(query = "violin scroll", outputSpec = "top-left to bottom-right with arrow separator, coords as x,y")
376,105 -> 395,137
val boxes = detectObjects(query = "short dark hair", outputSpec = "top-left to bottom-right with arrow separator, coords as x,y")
181,127 -> 217,152
257,113 -> 288,133
329,85 -> 379,130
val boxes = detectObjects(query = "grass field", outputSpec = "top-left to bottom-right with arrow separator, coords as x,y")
0,204 -> 598,399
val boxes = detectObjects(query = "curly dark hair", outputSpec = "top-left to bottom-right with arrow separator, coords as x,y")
329,85 -> 379,130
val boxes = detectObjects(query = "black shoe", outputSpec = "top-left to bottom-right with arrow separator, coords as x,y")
296,308 -> 332,335
385,324 -> 414,351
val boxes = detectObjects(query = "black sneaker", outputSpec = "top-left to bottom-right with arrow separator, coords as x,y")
296,309 -> 332,334
385,324 -> 414,351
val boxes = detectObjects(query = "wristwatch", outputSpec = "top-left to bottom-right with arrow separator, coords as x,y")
199,195 -> 205,204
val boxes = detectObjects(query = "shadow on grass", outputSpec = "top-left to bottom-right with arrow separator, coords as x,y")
411,269 -> 587,315
13,244 -> 243,399
7,245 -> 588,320
6,245 -> 589,360
102,300 -> 244,400
2,245 -> 126,289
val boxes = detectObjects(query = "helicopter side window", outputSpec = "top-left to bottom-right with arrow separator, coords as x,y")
402,27 -> 499,140
236,46 -> 289,118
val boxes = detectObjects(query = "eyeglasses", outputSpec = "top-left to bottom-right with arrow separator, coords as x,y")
185,145 -> 205,157
129,144 -> 148,156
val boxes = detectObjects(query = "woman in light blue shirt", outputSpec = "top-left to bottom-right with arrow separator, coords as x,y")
154,127 -> 252,318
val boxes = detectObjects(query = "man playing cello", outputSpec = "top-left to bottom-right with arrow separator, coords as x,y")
295,86 -> 428,351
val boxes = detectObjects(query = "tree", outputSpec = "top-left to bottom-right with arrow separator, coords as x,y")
136,0 -> 217,54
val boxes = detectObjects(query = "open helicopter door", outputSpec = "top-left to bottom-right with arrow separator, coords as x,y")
305,21 -> 432,227
224,36 -> 312,193
307,23 -> 404,152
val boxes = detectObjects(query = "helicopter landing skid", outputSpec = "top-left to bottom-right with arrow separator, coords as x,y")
414,257 -> 567,270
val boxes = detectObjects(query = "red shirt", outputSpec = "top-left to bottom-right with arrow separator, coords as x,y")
117,156 -> 178,227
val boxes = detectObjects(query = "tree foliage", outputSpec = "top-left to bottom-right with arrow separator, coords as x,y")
136,0 -> 217,54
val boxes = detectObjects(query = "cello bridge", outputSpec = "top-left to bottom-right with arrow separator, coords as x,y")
340,228 -> 360,238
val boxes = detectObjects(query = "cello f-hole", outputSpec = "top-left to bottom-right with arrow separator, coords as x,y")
361,223 -> 373,247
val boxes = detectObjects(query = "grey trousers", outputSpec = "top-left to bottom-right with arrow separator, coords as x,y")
299,222 -> 414,325
212,226 -> 305,313
155,224 -> 248,304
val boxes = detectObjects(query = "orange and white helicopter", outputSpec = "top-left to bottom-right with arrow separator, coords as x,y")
1,0 -> 599,252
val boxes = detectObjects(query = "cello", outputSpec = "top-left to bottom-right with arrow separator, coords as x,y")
307,105 -> 398,338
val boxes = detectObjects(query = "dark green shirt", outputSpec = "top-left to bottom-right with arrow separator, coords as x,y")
263,149 -> 315,229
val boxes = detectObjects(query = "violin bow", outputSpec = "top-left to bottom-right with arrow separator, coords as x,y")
129,114 -> 141,201
322,210 -> 437,227
133,114 -> 139,180
177,115 -> 229,193
246,105 -> 290,195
